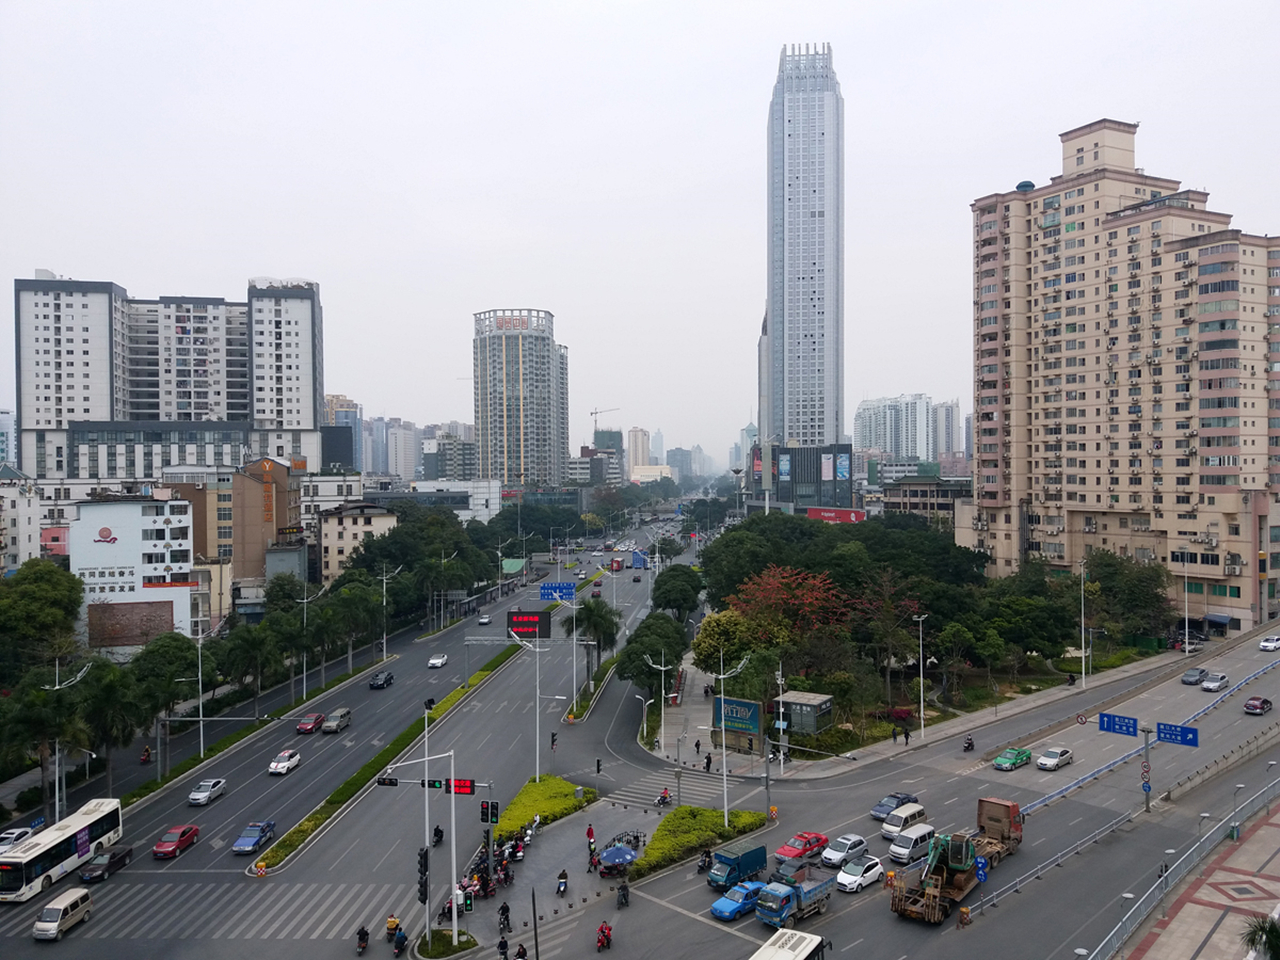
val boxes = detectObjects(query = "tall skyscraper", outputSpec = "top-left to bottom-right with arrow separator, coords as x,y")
759,44 -> 844,448
651,429 -> 664,465
932,399 -> 963,456
325,394 -> 363,471
473,309 -> 569,485
15,271 -> 324,478
955,119 -> 1280,632
626,427 -> 650,478
853,394 -> 933,460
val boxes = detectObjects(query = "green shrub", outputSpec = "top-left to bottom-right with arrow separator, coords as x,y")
480,644 -> 520,673
14,785 -> 43,813
419,929 -> 479,958
629,806 -> 765,879
493,775 -> 596,840
594,654 -> 619,686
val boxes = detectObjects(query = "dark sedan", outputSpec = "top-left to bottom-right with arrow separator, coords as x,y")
79,844 -> 132,882
869,792 -> 919,821
369,671 -> 394,689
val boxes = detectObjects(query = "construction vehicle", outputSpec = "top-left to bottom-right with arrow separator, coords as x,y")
889,797 -> 1022,924
755,861 -> 835,929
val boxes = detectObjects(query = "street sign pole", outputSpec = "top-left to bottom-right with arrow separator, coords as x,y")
1141,725 -> 1153,813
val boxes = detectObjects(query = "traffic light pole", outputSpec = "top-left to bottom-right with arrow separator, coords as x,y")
450,750 -> 459,946
423,699 -> 432,943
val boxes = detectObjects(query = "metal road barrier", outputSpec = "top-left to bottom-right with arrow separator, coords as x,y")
1085,772 -> 1280,960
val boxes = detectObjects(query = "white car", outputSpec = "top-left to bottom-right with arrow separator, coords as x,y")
592,550 -> 603,557
1261,636 -> 1280,651
187,777 -> 227,805
428,653 -> 448,669
1202,673 -> 1230,692
0,827 -> 34,853
478,614 -> 492,626
1036,748 -> 1073,771
836,855 -> 885,893
269,749 -> 301,775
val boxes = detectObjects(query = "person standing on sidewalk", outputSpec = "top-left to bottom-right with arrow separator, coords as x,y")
903,729 -> 911,746
694,738 -> 701,755
586,824 -> 594,847
892,727 -> 898,745
704,752 -> 713,773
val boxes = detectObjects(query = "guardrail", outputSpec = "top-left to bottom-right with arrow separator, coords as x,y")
1018,655 -> 1280,815
1086,772 -> 1280,960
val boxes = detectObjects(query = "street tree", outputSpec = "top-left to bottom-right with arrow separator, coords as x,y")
77,660 -> 147,797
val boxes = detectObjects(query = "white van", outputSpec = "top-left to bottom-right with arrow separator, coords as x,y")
880,802 -> 928,841
888,824 -> 936,864
32,886 -> 93,940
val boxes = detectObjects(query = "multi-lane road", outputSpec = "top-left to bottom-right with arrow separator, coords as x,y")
7,531 -> 1280,960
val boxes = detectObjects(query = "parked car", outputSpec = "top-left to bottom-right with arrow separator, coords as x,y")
1245,697 -> 1273,715
994,748 -> 1032,771
1169,639 -> 1205,654
709,881 -> 766,921
869,792 -> 918,821
232,820 -> 276,855
428,653 -> 448,669
478,614 -> 492,625
836,854 -> 885,893
152,825 -> 199,858
1181,667 -> 1210,685
79,844 -> 132,882
269,749 -> 301,775
1261,636 -> 1280,652
1037,747 -> 1074,770
296,713 -> 325,734
187,778 -> 227,805
774,831 -> 829,863
0,827 -> 34,853
821,834 -> 868,869
1201,673 -> 1230,692
369,671 -> 394,689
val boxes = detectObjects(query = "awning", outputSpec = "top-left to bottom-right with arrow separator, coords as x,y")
1204,613 -> 1233,626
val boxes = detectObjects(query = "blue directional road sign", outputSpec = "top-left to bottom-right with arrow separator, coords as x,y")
976,869 -> 988,883
975,857 -> 988,869
1156,722 -> 1200,747
540,581 -> 577,602
1142,782 -> 1152,793
1098,712 -> 1139,736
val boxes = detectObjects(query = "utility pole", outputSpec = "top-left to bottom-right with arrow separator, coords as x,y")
295,582 -> 329,701
378,564 -> 403,662
1141,725 -> 1153,814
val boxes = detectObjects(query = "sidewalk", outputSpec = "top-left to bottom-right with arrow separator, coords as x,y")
654,647 -> 1196,782
1123,802 -> 1280,960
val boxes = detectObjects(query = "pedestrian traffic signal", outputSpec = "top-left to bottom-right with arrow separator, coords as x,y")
463,889 -> 474,913
377,776 -> 399,787
551,732 -> 558,751
480,800 -> 490,823
418,847 -> 428,878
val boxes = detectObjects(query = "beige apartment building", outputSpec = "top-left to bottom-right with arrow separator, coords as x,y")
318,501 -> 397,584
955,119 -> 1280,634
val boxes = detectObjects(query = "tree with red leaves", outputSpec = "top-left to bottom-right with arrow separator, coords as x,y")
727,564 -> 851,641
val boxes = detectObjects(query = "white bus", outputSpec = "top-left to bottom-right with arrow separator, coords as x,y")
0,799 -> 123,902
745,930 -> 831,960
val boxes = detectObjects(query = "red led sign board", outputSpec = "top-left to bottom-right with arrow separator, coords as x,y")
448,778 -> 476,795
507,609 -> 551,639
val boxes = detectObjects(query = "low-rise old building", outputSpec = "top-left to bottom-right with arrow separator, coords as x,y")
318,502 -> 397,584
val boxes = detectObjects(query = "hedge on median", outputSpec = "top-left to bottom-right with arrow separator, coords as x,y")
628,805 -> 766,879
493,775 -> 597,841
260,644 -> 520,867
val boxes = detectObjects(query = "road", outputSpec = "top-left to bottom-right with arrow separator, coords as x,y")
8,527 -> 1280,960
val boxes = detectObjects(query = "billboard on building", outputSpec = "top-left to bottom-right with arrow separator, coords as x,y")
712,696 -> 762,735
836,453 -> 850,480
821,453 -> 834,481
804,507 -> 866,524
778,454 -> 791,481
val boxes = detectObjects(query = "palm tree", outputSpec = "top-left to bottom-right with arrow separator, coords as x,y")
77,661 -> 147,797
223,622 -> 281,721
1241,913 -> 1280,959
332,581 -> 379,675
572,598 -> 623,674
2,687 -> 89,825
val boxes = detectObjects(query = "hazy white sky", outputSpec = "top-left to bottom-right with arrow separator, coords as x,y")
3,1 -> 1278,471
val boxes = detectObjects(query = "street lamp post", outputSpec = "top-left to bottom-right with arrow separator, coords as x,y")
1233,783 -> 1247,840
636,695 -> 655,748
43,662 -> 91,823
1078,558 -> 1088,689
514,632 -> 562,782
1182,545 -> 1190,658
295,582 -> 328,702
644,649 -> 672,754
707,649 -> 750,827
912,614 -> 928,741
377,563 -> 403,662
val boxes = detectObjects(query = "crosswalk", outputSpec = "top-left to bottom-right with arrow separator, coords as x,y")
598,768 -> 735,810
0,878 -> 423,941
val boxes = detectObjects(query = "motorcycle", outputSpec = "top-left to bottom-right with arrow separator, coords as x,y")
963,737 -> 975,753
1067,673 -> 1077,687
433,828 -> 444,848
436,901 -> 454,926
696,852 -> 713,874
140,750 -> 152,765
616,883 -> 630,908
357,932 -> 369,956
596,928 -> 613,952
385,918 -> 400,943
654,792 -> 671,807
556,875 -> 568,898
769,747 -> 791,764
393,931 -> 408,957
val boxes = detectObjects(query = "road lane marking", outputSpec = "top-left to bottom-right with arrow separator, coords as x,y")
632,888 -> 766,945
945,797 -> 959,805
1070,817 -> 1083,825
841,938 -> 865,951
1033,837 -> 1048,846
947,777 -> 960,782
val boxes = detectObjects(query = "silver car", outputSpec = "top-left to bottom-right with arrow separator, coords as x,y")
187,778 -> 227,805
1201,673 -> 1230,692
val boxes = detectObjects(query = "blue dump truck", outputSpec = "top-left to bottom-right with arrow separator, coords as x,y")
707,839 -> 769,892
755,861 -> 836,928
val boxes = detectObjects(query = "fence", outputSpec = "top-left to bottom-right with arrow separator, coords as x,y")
1085,772 -> 1280,960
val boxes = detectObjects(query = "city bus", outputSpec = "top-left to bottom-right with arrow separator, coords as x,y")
744,930 -> 831,960
0,799 -> 123,902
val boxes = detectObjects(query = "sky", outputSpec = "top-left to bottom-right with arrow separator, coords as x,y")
3,1 -> 1279,474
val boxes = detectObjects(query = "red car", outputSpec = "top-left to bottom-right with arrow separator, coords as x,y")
775,831 -> 829,864
1245,697 -> 1273,715
296,712 -> 326,734
153,824 -> 199,858
591,589 -> 602,598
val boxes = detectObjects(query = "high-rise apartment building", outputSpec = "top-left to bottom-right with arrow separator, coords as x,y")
14,271 -> 324,479
325,394 -> 363,471
0,409 -> 13,466
955,119 -> 1280,631
853,394 -> 933,460
627,427 -> 650,478
473,309 -> 569,485
759,44 -> 844,448
932,400 -> 963,456
651,429 -> 664,465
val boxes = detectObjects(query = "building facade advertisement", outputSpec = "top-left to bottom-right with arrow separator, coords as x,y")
836,453 -> 850,480
821,453 -> 833,481
805,507 -> 866,524
712,696 -> 762,735
778,454 -> 791,480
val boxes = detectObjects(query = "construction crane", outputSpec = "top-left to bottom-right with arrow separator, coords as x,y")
590,406 -> 621,434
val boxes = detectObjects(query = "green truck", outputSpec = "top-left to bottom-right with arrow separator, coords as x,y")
755,861 -> 836,929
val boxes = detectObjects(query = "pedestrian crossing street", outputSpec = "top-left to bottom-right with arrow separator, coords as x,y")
598,768 -> 737,810
0,878 -> 425,941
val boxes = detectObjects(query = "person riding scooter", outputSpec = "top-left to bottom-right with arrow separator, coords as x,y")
557,869 -> 568,897
386,915 -> 400,942
697,848 -> 713,873
963,735 -> 974,752
394,926 -> 408,955
141,744 -> 152,764
514,945 -> 528,960
1068,673 -> 1077,686
434,825 -> 444,846
596,922 -> 613,950
617,879 -> 630,907
357,925 -> 369,955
